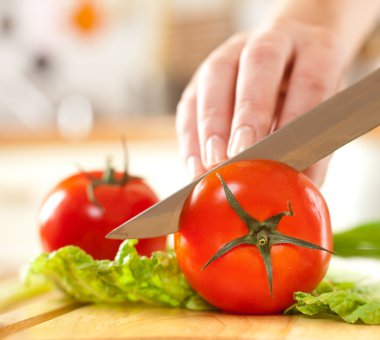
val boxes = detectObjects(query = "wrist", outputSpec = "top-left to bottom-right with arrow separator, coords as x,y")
272,0 -> 343,32
271,0 -> 380,66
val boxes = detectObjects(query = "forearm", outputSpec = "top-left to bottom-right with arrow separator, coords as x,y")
273,0 -> 380,66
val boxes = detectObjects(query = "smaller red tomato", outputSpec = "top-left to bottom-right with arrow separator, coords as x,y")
39,159 -> 166,259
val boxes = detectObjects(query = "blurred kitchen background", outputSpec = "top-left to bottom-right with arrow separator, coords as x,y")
1,0 -> 380,277
0,0 -> 266,140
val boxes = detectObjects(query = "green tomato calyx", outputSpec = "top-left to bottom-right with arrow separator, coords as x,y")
202,172 -> 332,297
78,137 -> 140,210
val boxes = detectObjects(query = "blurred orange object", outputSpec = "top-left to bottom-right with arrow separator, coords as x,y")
72,0 -> 102,34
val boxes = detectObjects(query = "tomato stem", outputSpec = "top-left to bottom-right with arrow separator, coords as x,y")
202,172 -> 332,298
85,138 -> 140,209
257,230 -> 268,246
121,135 -> 129,183
102,156 -> 115,183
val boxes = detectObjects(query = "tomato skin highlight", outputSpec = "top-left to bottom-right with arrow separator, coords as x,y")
39,171 -> 167,259
175,160 -> 332,314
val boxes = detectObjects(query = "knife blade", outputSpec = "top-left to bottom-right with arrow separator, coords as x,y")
107,68 -> 380,240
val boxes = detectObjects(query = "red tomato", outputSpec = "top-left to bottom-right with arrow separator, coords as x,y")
175,160 -> 332,314
39,170 -> 166,259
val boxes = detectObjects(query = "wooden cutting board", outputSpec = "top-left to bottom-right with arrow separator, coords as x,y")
1,278 -> 379,340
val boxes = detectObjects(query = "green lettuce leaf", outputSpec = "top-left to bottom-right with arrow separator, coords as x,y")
24,239 -> 212,311
286,279 -> 380,324
22,240 -> 380,324
333,221 -> 380,259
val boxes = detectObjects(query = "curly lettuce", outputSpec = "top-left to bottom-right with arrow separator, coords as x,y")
287,280 -> 380,324
23,239 -> 211,311
22,240 -> 380,324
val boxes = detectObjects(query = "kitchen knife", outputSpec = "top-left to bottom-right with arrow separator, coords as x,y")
107,68 -> 380,240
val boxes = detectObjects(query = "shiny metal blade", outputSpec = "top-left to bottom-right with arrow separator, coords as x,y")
107,68 -> 380,239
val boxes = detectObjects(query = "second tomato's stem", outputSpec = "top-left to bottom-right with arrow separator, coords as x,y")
85,138 -> 140,210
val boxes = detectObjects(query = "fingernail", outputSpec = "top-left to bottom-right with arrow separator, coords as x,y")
187,156 -> 204,179
205,135 -> 226,168
228,126 -> 255,157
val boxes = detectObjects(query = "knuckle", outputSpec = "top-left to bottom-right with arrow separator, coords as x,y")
236,100 -> 272,130
313,29 -> 341,63
242,42 -> 281,65
198,108 -> 228,139
254,28 -> 289,46
306,28 -> 342,69
199,106 -> 219,125
293,70 -> 329,94
314,27 -> 339,50
200,55 -> 236,76
237,97 -> 272,115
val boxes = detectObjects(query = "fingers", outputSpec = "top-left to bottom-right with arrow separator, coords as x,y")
228,31 -> 293,157
176,78 -> 206,179
276,29 -> 343,184
276,29 -> 343,129
177,24 -> 344,184
177,34 -> 248,178
196,34 -> 248,169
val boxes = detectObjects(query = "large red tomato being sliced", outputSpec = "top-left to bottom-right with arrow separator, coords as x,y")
175,160 -> 332,314
39,168 -> 166,260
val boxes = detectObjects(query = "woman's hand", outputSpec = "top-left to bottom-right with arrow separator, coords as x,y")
176,18 -> 346,186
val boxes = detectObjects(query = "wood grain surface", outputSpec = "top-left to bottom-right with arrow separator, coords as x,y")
0,279 -> 83,338
1,278 -> 380,340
